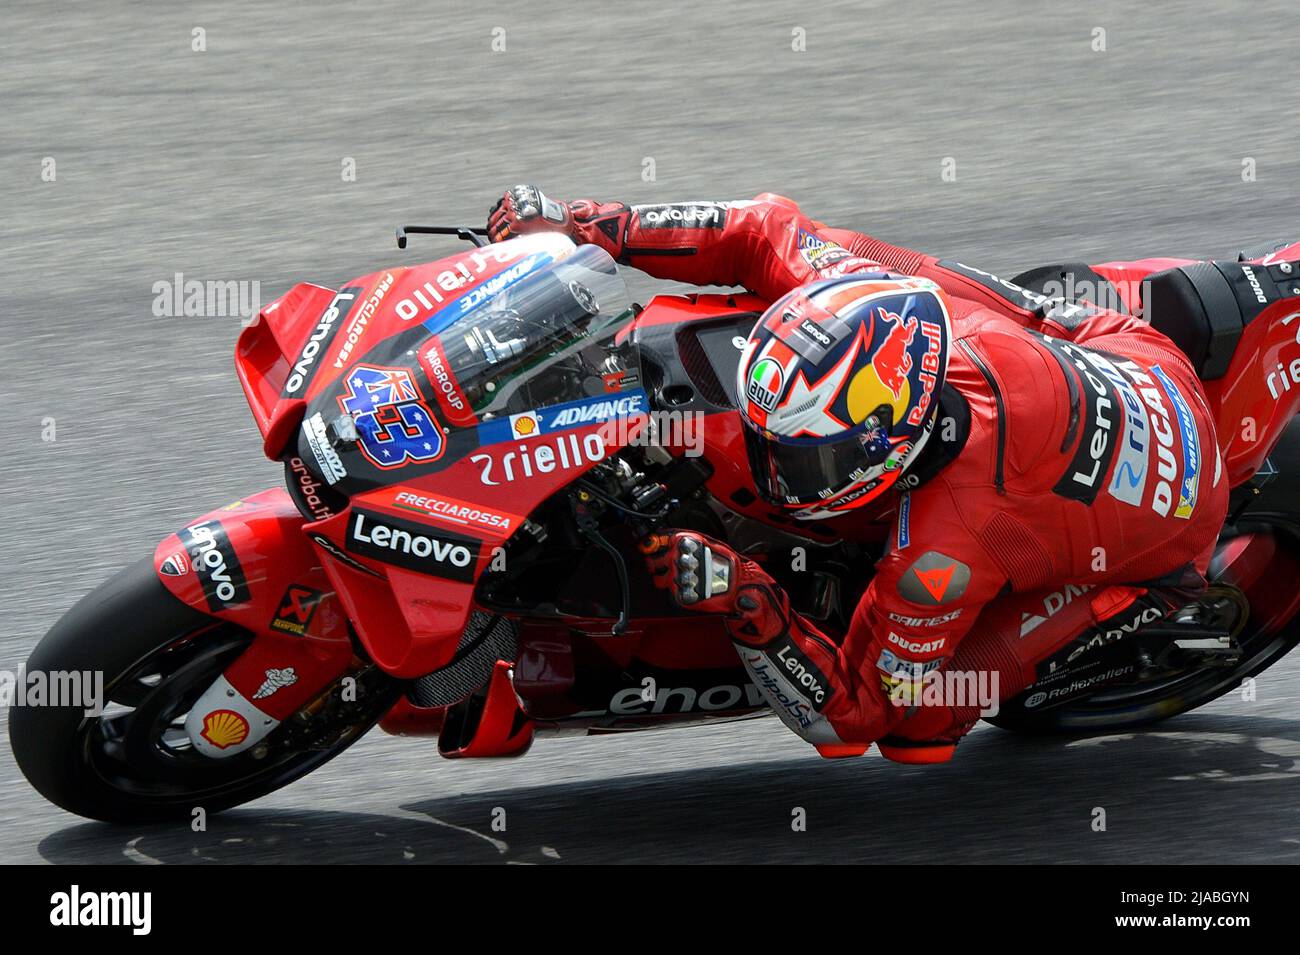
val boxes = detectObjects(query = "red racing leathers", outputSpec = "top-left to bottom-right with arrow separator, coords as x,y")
496,192 -> 1230,761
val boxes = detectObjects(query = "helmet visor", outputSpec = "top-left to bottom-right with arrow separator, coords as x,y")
744,421 -> 893,505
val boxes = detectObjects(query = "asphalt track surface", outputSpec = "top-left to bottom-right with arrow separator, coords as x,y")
2,0 -> 1299,864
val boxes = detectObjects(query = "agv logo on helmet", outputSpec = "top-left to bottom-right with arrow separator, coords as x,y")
746,357 -> 785,412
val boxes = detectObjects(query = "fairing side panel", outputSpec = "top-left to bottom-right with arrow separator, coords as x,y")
152,488 -> 355,723
1206,312 -> 1300,486
236,281 -> 350,459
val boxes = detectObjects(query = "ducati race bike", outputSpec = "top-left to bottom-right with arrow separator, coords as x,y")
13,226 -> 1300,822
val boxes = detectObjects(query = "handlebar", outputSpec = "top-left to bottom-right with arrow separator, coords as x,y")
396,224 -> 490,250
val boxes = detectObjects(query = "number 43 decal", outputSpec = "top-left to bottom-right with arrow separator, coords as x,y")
338,364 -> 446,469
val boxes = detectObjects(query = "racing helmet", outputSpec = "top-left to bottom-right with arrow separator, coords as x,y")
736,274 -> 953,519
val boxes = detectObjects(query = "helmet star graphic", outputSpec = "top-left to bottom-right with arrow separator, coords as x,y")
769,323 -> 868,437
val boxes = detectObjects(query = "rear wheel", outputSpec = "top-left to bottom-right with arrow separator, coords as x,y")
10,558 -> 401,823
989,532 -> 1300,734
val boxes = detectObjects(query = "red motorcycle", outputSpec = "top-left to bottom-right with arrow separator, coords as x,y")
13,227 -> 1300,822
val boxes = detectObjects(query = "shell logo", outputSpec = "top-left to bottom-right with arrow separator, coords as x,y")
201,709 -> 250,749
509,413 -> 540,439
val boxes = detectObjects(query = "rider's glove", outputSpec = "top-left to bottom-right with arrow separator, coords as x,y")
642,530 -> 865,757
488,185 -> 630,257
639,530 -> 791,647
487,185 -> 573,242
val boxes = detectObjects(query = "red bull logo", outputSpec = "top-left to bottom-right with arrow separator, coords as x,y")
873,308 -> 917,401
906,319 -> 945,426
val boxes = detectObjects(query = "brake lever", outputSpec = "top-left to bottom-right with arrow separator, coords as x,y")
396,224 -> 490,249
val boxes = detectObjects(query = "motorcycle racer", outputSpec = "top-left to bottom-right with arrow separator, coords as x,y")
488,185 -> 1232,763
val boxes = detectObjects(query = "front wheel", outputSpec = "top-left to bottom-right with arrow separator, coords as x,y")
10,558 -> 401,823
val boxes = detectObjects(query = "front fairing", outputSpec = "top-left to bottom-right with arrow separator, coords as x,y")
294,239 -> 643,501
282,239 -> 651,676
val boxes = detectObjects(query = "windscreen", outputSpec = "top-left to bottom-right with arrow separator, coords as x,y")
291,243 -> 648,514
432,244 -> 643,425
